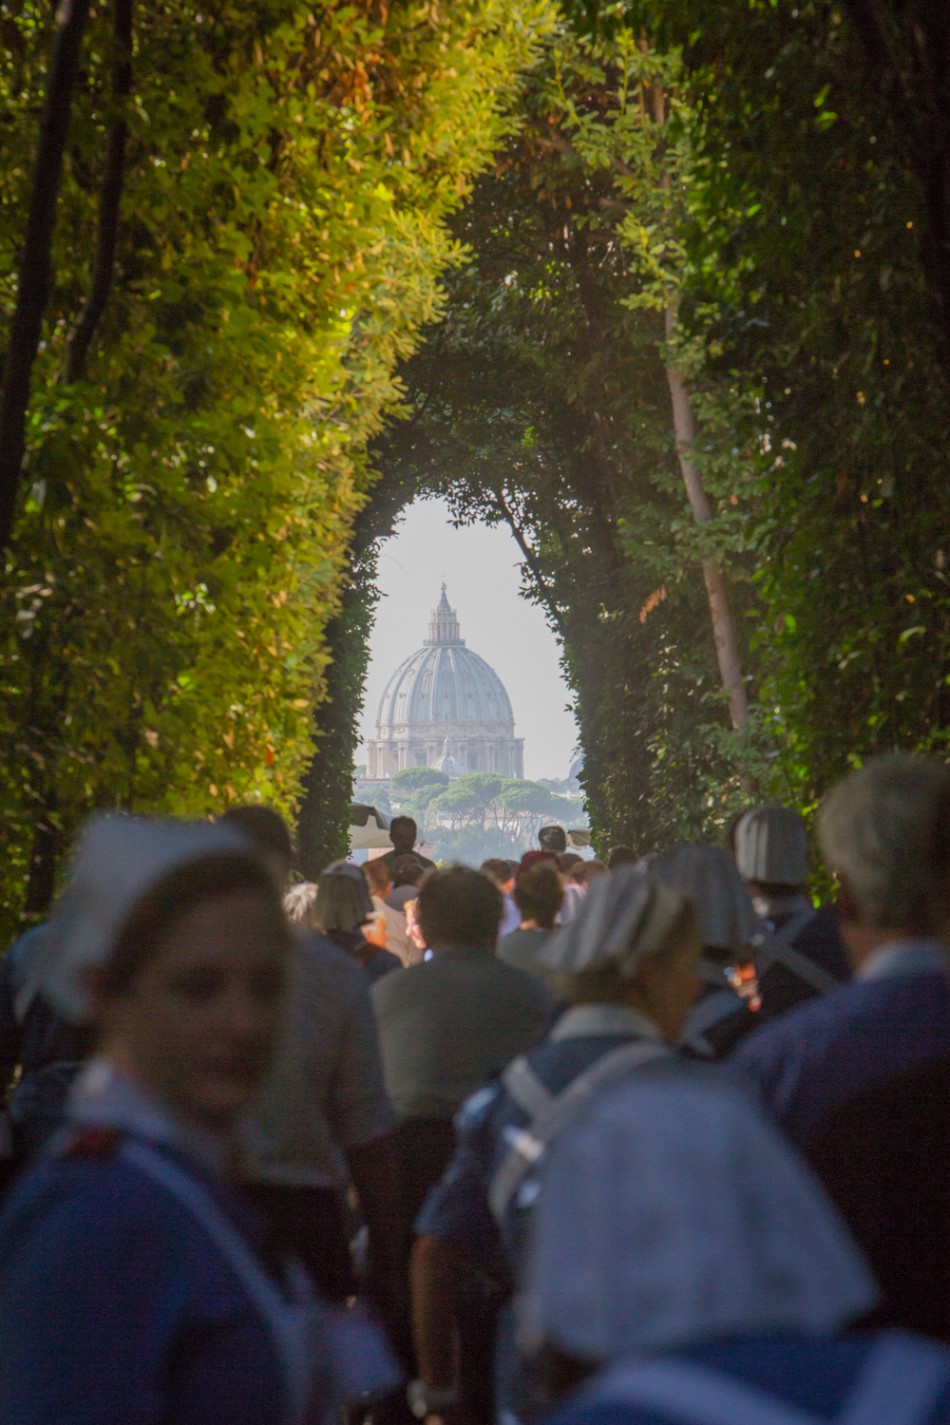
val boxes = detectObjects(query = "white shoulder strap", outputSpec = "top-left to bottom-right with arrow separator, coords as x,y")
594,1359 -> 822,1425
591,1333 -> 949,1425
501,1057 -> 555,1119
489,1039 -> 671,1223
122,1140 -> 315,1425
756,912 -> 839,996
680,989 -> 741,1057
838,1332 -> 950,1425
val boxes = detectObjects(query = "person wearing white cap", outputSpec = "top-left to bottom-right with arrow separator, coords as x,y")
653,844 -> 759,1059
0,814 -> 397,1425
520,1075 -> 950,1425
733,803 -> 851,1018
410,865 -> 700,1425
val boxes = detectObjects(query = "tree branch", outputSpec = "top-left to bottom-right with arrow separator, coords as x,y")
64,0 -> 133,384
0,0 -> 91,551
490,486 -> 569,643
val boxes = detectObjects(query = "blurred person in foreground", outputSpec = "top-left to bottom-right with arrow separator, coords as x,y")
654,844 -> 759,1059
733,802 -> 850,1018
0,815 -> 396,1425
732,754 -> 950,1342
520,1074 -> 950,1425
222,810 -> 404,1339
411,867 -> 698,1425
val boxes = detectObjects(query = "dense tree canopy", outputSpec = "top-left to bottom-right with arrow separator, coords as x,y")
3,0 -> 949,928
0,0 -> 553,930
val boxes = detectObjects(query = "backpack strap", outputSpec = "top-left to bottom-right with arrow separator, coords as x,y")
589,1332 -> 950,1425
591,1359 -> 822,1425
121,1140 -> 318,1425
501,1057 -> 555,1120
680,988 -> 743,1059
488,1039 -> 671,1224
755,911 -> 840,997
838,1331 -> 950,1425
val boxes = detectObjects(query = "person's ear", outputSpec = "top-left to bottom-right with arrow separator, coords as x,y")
835,877 -> 860,925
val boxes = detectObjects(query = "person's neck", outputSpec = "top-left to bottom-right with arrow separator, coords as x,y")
77,1053 -> 235,1176
844,923 -> 933,972
519,918 -> 542,931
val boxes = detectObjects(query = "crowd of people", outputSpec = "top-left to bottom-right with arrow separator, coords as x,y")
0,752 -> 949,1423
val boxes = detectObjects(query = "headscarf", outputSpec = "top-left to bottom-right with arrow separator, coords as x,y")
37,815 -> 263,1022
654,843 -> 758,955
534,864 -> 689,978
734,804 -> 809,885
519,1076 -> 878,1362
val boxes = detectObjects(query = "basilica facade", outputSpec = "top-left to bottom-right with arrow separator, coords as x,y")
366,587 -> 524,780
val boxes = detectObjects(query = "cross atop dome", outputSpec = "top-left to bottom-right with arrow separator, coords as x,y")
425,584 -> 464,646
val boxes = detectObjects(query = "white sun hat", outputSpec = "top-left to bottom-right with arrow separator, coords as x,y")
734,804 -> 809,885
519,1076 -> 877,1363
654,843 -> 759,955
37,814 -> 263,1022
534,864 -> 691,978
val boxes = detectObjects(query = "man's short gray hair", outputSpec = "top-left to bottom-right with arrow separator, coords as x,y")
817,754 -> 950,934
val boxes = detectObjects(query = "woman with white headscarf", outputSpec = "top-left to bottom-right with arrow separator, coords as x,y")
522,1076 -> 950,1425
0,815 -> 397,1425
410,865 -> 701,1425
654,844 -> 760,1059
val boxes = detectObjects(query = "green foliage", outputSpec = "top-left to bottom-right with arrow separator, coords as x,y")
388,770 -> 571,860
378,22 -> 758,856
0,0 -> 557,933
626,0 -> 950,802
390,767 -> 450,795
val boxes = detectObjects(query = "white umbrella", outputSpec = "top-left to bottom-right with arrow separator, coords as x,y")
348,803 -> 392,852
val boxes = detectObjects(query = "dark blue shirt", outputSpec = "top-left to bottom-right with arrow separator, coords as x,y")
0,1136 -> 288,1424
543,1333 -> 950,1425
730,949 -> 950,1149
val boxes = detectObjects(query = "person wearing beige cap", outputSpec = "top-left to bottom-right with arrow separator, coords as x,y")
653,843 -> 760,1059
733,803 -> 851,1018
409,865 -> 700,1425
0,814 -> 397,1425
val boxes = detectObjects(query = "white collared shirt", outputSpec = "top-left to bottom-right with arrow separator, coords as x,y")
550,1002 -> 664,1044
857,937 -> 949,982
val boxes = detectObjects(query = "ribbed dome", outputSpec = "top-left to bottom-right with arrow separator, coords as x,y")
376,586 -> 515,732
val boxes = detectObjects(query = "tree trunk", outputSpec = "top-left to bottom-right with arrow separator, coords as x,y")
23,799 -> 62,919
664,303 -> 749,732
64,0 -> 133,384
0,0 -> 91,551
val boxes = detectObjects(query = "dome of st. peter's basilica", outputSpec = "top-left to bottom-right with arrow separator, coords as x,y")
366,586 -> 524,779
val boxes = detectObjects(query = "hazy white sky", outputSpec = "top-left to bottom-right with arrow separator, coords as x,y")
358,498 -> 579,782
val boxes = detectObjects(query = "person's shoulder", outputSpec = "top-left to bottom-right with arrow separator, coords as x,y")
297,929 -> 366,987
735,975 -> 874,1062
370,956 -> 428,1009
485,950 -> 557,1008
0,1137 -> 172,1253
